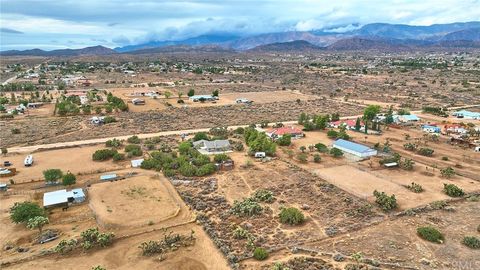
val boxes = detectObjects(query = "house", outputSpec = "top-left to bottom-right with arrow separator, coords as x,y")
131,98 -> 145,105
422,125 -> 441,133
193,140 -> 231,154
398,114 -> 420,123
43,188 -> 85,208
266,126 -> 304,139
100,174 -> 118,181
189,95 -> 217,102
452,110 -> 480,120
329,119 -> 364,130
131,159 -> 144,168
444,124 -> 468,134
332,139 -> 377,159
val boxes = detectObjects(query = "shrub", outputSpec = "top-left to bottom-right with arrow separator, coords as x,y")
462,236 -> 480,249
127,135 -> 141,144
313,154 -> 321,163
403,142 -> 417,151
233,226 -> 249,239
26,216 -> 49,233
417,226 -> 444,243
80,227 -> 114,250
179,163 -> 197,177
92,149 -> 118,161
193,132 -> 209,142
234,127 -> 245,134
406,182 -> 423,193
252,189 -> 275,203
314,143 -> 328,153
253,247 -> 268,260
213,153 -> 229,163
276,134 -> 291,146
400,158 -> 415,170
11,128 -> 20,134
373,190 -> 397,211
231,198 -> 263,217
330,147 -> 344,157
103,116 -> 116,124
440,167 -> 455,178
105,138 -> 122,148
279,207 -> 305,225
327,130 -> 338,138
443,183 -> 464,197
297,153 -> 308,163
418,147 -> 434,157
125,144 -> 143,156
195,163 -> 216,176
55,239 -> 78,254
43,169 -> 63,183
62,173 -> 76,186
10,201 -> 45,224
112,153 -> 125,161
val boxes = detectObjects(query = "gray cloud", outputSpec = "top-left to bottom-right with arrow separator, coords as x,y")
0,27 -> 24,34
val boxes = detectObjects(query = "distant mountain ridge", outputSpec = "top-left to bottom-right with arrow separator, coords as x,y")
2,21 -> 480,56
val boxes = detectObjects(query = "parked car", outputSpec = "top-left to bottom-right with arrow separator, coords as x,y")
3,161 -> 12,167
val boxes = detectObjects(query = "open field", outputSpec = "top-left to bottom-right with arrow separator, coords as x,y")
1,145 -> 126,183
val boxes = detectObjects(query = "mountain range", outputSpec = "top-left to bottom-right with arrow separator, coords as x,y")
2,21 -> 480,56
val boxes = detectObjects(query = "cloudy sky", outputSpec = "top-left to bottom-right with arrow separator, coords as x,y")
1,0 -> 480,50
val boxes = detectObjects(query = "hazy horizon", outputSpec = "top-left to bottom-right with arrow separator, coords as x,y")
1,0 -> 480,50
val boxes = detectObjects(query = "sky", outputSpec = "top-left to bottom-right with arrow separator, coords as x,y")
1,0 -> 480,50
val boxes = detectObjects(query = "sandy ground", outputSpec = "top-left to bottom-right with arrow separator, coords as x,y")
1,145 -> 126,183
88,175 -> 182,228
5,223 -> 230,270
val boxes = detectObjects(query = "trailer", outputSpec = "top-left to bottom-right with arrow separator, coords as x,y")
24,155 -> 33,167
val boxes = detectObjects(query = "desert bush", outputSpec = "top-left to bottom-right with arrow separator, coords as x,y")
276,134 -> 292,146
373,190 -> 397,211
297,153 -> 308,163
327,130 -> 338,138
314,143 -> 328,153
125,144 -> 143,156
462,236 -> 480,249
406,182 -> 423,193
418,147 -> 434,156
403,142 -> 417,151
313,154 -> 321,163
400,158 -> 415,170
55,239 -> 78,254
105,138 -> 122,148
330,147 -> 343,157
179,163 -> 197,177
62,173 -> 76,186
443,183 -> 464,197
440,167 -> 455,178
233,226 -> 249,239
195,163 -> 216,176
92,149 -> 118,161
80,227 -> 114,250
43,169 -> 63,183
127,135 -> 141,144
112,152 -> 125,161
193,132 -> 209,141
253,247 -> 268,260
213,153 -> 229,163
252,189 -> 275,203
417,226 -> 444,243
279,207 -> 305,225
231,198 -> 263,217
103,116 -> 116,123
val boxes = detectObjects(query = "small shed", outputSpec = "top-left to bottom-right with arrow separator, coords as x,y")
0,183 -> 8,191
384,162 -> 399,168
100,174 -> 118,181
131,159 -> 144,168
422,125 -> 441,133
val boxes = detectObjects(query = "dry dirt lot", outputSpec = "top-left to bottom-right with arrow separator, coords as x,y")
1,145 -> 126,183
88,175 -> 186,229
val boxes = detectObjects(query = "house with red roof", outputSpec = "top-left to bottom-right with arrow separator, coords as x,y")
329,119 -> 364,130
266,126 -> 304,139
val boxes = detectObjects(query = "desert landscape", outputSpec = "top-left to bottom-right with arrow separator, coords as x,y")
1,3 -> 480,270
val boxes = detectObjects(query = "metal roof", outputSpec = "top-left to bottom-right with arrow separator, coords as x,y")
333,139 -> 375,153
131,159 -> 144,168
43,188 -> 85,207
193,140 -> 230,149
400,114 -> 420,121
100,174 -> 117,180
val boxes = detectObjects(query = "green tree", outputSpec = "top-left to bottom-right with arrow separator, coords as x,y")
279,207 -> 305,225
43,169 -> 63,183
363,105 -> 381,133
10,201 -> 45,224
26,216 -> 49,233
299,146 -> 306,153
164,91 -> 172,99
276,134 -> 291,146
373,190 -> 397,211
212,89 -> 219,97
62,172 -> 76,186
355,117 -> 362,131
187,89 -> 195,97
193,132 -> 209,141
1,148 -> 7,155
